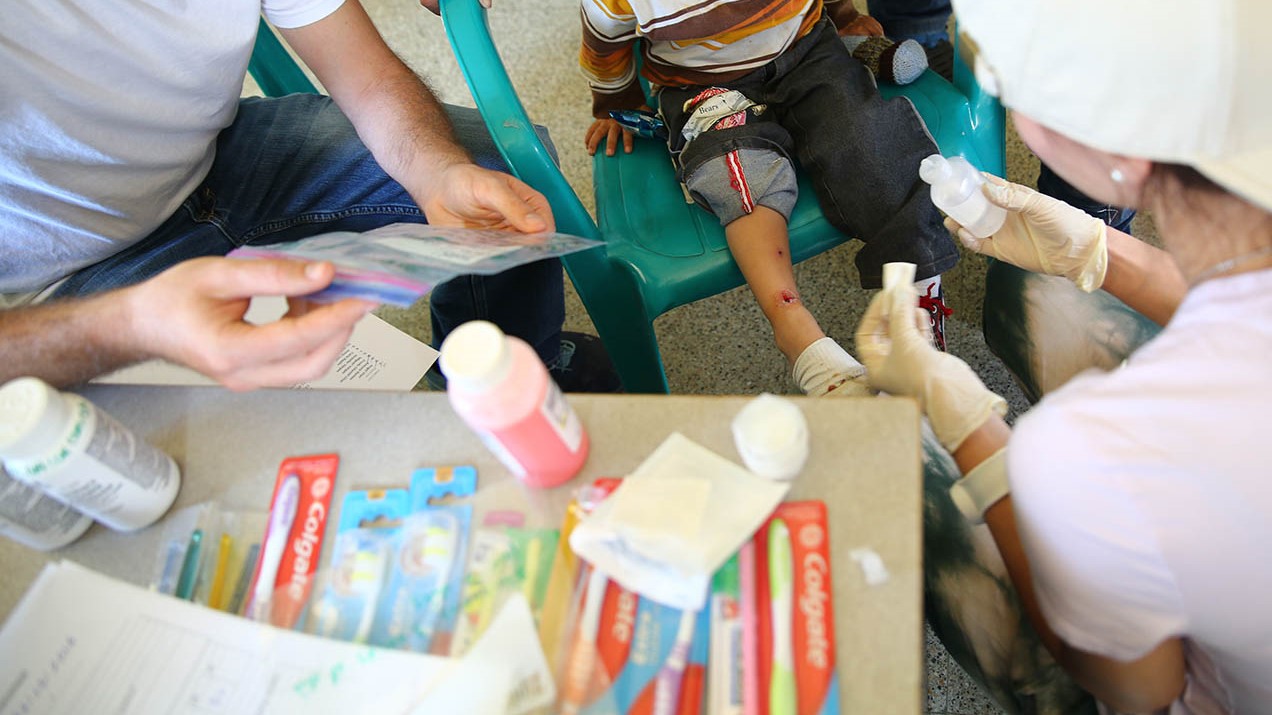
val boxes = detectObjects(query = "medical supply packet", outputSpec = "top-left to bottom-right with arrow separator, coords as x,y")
229,223 -> 602,306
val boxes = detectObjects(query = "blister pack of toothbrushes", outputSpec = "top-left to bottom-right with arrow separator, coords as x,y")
243,454 -> 339,630
229,223 -> 602,306
450,510 -> 560,657
367,465 -> 477,654
311,488 -> 411,643
751,501 -> 839,715
591,576 -> 711,715
150,502 -> 268,615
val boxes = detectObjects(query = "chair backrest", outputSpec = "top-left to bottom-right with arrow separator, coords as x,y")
440,1 -> 601,243
247,18 -> 318,97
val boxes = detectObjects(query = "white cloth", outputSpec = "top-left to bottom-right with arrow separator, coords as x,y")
0,0 -> 344,295
1009,268 -> 1272,714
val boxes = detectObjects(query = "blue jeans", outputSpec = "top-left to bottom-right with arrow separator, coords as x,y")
1037,163 -> 1136,235
866,0 -> 952,45
657,18 -> 959,286
51,94 -> 565,364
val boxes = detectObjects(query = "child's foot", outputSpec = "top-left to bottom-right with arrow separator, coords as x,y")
842,35 -> 929,85
792,337 -> 872,397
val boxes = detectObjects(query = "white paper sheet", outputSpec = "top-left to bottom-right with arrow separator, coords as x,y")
93,296 -> 438,391
0,561 -> 529,715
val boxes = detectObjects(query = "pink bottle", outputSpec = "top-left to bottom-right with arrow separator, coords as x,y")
439,321 -> 589,488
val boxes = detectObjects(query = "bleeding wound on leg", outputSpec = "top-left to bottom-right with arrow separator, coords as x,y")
774,288 -> 803,308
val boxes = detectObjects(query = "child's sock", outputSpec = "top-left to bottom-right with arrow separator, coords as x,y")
792,337 -> 872,397
842,35 -> 928,85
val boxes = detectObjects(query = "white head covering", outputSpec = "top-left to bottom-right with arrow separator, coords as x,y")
952,0 -> 1272,212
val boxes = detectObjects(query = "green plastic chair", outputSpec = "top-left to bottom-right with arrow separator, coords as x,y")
440,0 -> 1004,393
247,18 -> 318,97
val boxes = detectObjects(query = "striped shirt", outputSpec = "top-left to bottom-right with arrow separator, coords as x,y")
580,0 -> 824,116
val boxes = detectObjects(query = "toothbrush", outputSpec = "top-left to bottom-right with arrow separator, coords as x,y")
400,511 -> 460,652
560,565 -> 607,715
768,519 -> 797,715
251,475 -> 300,623
351,541 -> 390,643
653,608 -> 698,715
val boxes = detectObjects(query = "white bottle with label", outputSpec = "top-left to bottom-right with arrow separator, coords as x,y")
0,377 -> 181,532
439,321 -> 589,488
0,463 -> 93,550
919,154 -> 1007,238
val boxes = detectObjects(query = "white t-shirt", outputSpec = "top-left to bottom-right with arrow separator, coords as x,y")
0,0 -> 344,296
1009,268 -> 1272,714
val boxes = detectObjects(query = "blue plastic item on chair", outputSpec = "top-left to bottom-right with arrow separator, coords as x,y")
441,0 -> 1004,393
247,18 -> 318,97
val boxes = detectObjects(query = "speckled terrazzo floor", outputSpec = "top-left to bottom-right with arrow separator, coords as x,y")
259,2 -> 1162,711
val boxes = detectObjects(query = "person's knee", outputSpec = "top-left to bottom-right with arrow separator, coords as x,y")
685,148 -> 798,226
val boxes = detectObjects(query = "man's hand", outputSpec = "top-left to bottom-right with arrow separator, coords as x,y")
416,163 -> 554,233
586,117 -> 636,157
128,257 -> 377,391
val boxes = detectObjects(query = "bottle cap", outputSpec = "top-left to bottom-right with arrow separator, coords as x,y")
731,393 -> 809,481
918,154 -> 951,185
0,377 -> 72,462
438,320 -> 512,391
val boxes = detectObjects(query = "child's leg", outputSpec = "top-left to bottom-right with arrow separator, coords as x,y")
723,208 -> 869,396
767,22 -> 959,290
724,207 -> 820,362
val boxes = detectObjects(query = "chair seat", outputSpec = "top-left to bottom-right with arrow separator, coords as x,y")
591,70 -> 999,319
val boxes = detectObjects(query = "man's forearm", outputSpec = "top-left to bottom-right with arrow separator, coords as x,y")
0,290 -> 145,388
281,2 -> 470,200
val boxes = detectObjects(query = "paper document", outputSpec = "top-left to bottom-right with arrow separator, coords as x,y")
94,296 -> 437,391
0,561 -> 550,715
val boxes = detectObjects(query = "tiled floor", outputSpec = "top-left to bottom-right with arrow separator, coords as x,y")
340,2 -> 1159,712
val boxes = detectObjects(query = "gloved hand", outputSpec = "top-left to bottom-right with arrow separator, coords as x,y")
946,174 -> 1109,292
855,283 -> 1006,452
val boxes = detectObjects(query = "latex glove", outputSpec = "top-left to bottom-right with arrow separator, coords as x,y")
946,174 -> 1109,292
855,283 -> 1007,452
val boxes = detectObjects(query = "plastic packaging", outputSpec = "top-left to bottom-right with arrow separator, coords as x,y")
0,463 -> 93,550
0,377 -> 180,532
440,321 -> 590,488
918,154 -> 1006,239
230,223 -> 603,306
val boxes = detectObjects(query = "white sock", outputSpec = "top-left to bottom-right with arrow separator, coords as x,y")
792,337 -> 872,397
915,274 -> 941,298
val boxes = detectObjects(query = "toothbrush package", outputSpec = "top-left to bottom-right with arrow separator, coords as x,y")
312,488 -> 411,643
376,465 -> 478,654
244,454 -> 340,630
450,514 -> 560,657
752,501 -> 839,715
